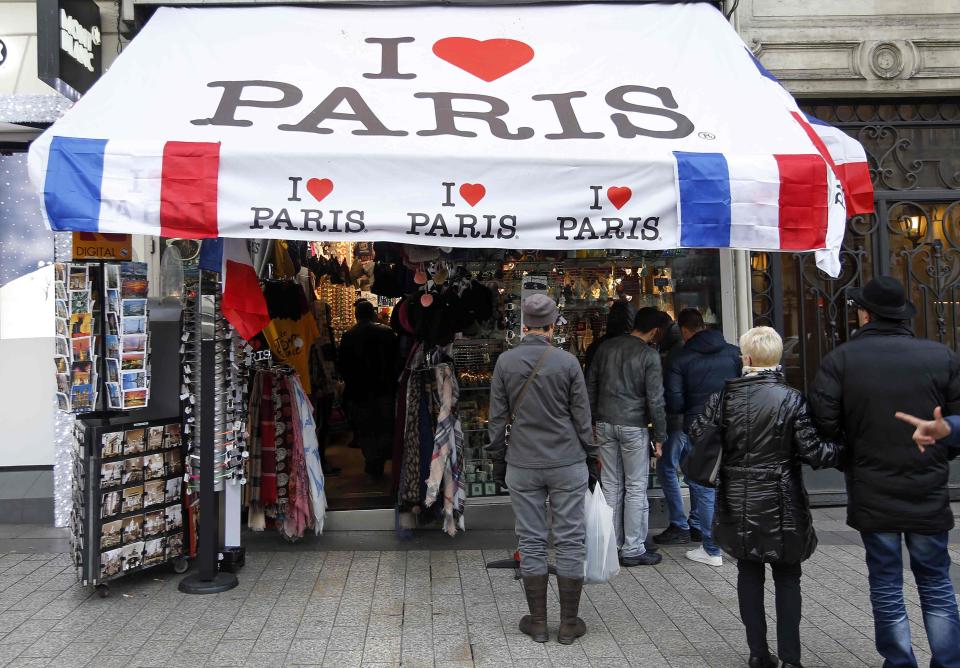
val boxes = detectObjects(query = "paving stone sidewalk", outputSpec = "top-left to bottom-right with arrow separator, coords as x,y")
0,508 -> 958,667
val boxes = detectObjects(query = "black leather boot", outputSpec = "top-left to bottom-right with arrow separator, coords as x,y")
556,575 -> 587,645
780,663 -> 802,668
748,655 -> 778,668
519,574 -> 548,643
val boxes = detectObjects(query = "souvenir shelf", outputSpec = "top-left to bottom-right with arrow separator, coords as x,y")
71,418 -> 188,597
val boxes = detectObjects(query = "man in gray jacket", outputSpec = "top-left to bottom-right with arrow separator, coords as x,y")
587,307 -> 667,566
487,294 -> 597,646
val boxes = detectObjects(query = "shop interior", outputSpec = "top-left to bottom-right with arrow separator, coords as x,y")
164,240 -> 727,538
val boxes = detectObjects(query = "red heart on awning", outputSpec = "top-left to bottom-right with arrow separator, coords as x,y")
433,38 -> 534,82
306,178 -> 334,202
460,183 -> 486,207
607,186 -> 632,210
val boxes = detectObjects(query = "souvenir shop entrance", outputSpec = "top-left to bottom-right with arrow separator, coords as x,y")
181,238 -> 733,531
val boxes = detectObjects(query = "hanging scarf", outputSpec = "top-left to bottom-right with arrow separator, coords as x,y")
398,365 -> 423,511
274,377 -> 294,518
424,361 -> 466,535
246,373 -> 265,530
260,373 -> 278,508
290,375 -> 327,534
282,376 -> 313,539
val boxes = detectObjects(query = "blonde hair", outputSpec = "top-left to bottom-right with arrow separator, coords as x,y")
739,326 -> 783,367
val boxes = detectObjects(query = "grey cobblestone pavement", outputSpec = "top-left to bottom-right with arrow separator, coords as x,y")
0,507 -> 957,667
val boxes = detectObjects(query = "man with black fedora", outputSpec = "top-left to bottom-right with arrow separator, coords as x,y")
811,276 -> 960,668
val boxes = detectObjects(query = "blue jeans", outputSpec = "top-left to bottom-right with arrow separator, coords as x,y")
655,430 -> 719,555
596,423 -> 650,558
861,531 -> 960,668
657,430 -> 691,530
688,481 -> 719,556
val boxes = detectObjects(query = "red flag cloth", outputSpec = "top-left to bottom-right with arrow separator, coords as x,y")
221,238 -> 270,341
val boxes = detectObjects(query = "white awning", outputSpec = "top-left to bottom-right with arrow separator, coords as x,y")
27,3 -> 873,275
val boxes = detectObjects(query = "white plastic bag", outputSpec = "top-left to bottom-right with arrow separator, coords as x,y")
583,486 -> 620,584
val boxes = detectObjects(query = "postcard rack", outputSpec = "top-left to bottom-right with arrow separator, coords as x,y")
71,416 -> 188,597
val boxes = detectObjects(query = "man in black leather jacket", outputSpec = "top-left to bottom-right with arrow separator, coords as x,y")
587,307 -> 667,567
663,308 -> 741,566
811,276 -> 960,668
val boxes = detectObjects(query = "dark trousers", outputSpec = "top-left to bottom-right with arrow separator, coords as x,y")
348,395 -> 396,468
313,394 -> 333,466
737,559 -> 802,664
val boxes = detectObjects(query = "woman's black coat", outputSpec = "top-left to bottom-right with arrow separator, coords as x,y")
690,372 -> 843,564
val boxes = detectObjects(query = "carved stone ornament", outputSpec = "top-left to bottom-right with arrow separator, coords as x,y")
869,42 -> 905,79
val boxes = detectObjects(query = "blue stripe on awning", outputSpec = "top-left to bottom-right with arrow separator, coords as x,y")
44,137 -> 107,232
675,151 -> 732,247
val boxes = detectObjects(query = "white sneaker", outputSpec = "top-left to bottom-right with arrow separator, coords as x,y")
685,546 -> 723,567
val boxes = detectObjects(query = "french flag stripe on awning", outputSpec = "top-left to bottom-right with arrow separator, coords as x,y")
42,137 -> 220,237
44,137 -> 108,232
676,151 -> 828,250
675,151 -> 732,248
160,141 -> 221,238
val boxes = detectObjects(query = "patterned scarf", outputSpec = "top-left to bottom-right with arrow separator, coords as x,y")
246,374 -> 264,529
398,367 -> 423,511
424,361 -> 466,535
282,376 -> 313,539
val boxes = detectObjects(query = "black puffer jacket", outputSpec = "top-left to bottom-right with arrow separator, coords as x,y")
691,372 -> 843,564
810,321 -> 960,533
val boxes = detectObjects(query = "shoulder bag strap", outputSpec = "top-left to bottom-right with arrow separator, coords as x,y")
508,347 -> 552,429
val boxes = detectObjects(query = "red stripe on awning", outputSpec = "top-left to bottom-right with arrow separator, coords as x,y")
775,154 -> 828,251
160,141 -> 220,238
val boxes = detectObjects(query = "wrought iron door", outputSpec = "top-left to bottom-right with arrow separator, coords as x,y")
751,99 -> 960,393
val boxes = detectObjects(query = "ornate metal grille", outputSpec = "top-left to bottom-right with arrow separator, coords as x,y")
751,99 -> 960,392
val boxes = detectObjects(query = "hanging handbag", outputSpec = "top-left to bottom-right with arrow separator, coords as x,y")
680,388 -> 726,487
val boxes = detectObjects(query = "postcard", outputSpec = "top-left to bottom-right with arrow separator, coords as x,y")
146,426 -> 164,452
122,317 -> 147,336
121,352 -> 145,371
100,519 -> 122,551
70,385 -> 93,412
106,312 -> 119,336
143,480 -> 165,508
71,361 -> 92,385
56,374 -> 70,395
122,371 -> 147,391
56,337 -> 70,358
143,509 -> 165,538
55,318 -> 67,337
105,358 -> 120,383
107,289 -> 120,315
124,390 -> 148,409
121,541 -> 143,571
106,335 -> 120,359
121,485 -> 143,514
55,356 -> 68,374
68,265 -> 88,291
121,515 -> 142,544
122,334 -> 147,353
122,299 -> 147,318
143,453 -> 164,480
102,432 -> 123,458
70,313 -> 92,338
124,428 -> 145,455
121,457 -> 143,485
71,337 -> 91,362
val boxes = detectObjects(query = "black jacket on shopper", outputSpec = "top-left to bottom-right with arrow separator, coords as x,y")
691,372 -> 842,564
665,329 -> 742,431
337,321 -> 400,403
810,321 -> 960,534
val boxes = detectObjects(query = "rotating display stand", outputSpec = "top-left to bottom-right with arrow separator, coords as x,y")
71,417 -> 188,598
